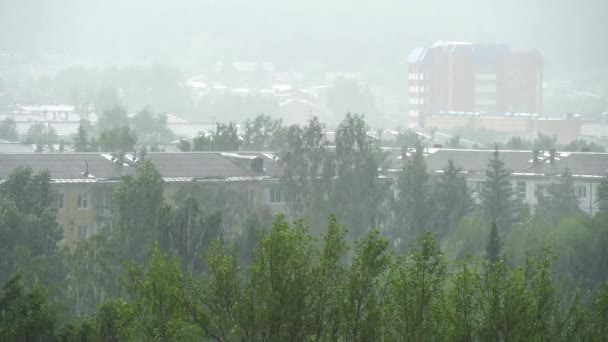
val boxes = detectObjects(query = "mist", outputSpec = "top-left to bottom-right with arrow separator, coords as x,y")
2,1 -> 608,340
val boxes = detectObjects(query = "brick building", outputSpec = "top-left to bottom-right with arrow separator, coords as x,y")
408,41 -> 543,128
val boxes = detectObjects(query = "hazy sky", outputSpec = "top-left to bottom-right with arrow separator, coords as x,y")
1,0 -> 606,72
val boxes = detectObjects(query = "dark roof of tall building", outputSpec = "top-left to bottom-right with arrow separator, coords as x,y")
0,152 -> 282,182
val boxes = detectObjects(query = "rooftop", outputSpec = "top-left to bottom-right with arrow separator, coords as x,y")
387,148 -> 608,179
0,152 -> 282,183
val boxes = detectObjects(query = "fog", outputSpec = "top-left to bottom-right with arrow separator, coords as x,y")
2,0 -> 607,71
3,1 -> 608,340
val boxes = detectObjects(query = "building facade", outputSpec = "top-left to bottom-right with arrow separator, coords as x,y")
388,148 -> 607,216
0,152 -> 285,248
408,42 -> 543,128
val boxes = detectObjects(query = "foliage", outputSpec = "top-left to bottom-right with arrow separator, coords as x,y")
433,159 -> 472,237
536,169 -> 583,223
563,138 -> 605,152
97,106 -> 129,132
394,141 -> 430,244
212,121 -> 240,151
242,114 -> 286,150
0,275 -> 57,341
332,113 -> 384,238
481,148 -> 516,230
485,222 -> 502,263
73,119 -> 91,152
131,107 -> 173,145
112,161 -> 169,264
0,167 -> 62,284
0,117 -> 18,141
24,122 -> 58,145
97,126 -> 137,153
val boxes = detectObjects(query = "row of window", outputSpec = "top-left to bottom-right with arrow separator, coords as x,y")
56,188 -> 284,211
56,192 -> 89,209
408,73 -> 425,80
472,181 -> 589,200
409,97 -> 425,105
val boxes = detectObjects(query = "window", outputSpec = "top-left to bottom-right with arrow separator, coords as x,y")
516,181 -> 527,200
56,193 -> 64,209
576,184 -> 587,199
78,224 -> 88,240
78,192 -> 88,209
247,190 -> 255,202
270,186 -> 282,204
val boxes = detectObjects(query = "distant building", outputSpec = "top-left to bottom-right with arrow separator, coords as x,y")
408,41 -> 543,127
387,148 -> 604,215
0,152 -> 284,248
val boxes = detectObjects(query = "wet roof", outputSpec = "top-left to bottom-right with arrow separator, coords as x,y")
0,152 -> 282,182
387,149 -> 608,179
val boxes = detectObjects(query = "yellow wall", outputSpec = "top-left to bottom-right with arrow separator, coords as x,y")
54,183 -> 115,248
53,180 -> 286,248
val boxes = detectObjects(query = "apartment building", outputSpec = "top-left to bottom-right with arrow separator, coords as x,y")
408,41 -> 543,128
388,148 -> 606,215
0,152 -> 284,247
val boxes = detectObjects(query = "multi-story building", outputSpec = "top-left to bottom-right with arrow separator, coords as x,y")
408,41 -> 543,128
0,152 -> 284,247
3,148 -> 607,248
388,148 -> 606,215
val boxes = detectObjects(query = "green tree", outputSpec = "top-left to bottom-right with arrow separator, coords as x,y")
0,275 -> 58,341
241,215 -> 316,341
0,168 -> 62,284
132,107 -> 173,145
433,159 -> 472,237
485,222 -> 502,264
536,169 -> 582,223
279,117 -> 331,221
97,126 -> 137,153
332,113 -> 384,239
212,122 -> 240,151
481,148 -> 516,230
563,139 -> 605,152
394,141 -> 430,244
0,117 -> 18,141
24,122 -> 58,145
385,233 -> 447,340
162,195 -> 222,274
192,134 -> 212,151
124,245 -> 200,340
177,138 -> 192,152
342,228 -> 390,341
242,114 -> 285,150
73,119 -> 91,152
112,161 -> 170,264
97,106 -> 129,132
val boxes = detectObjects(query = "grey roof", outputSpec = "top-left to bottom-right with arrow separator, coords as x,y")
0,152 -> 282,182
388,148 -> 608,179
0,153 -> 124,180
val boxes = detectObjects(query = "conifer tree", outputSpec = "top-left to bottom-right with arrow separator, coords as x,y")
481,147 -> 515,230
485,222 -> 502,264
